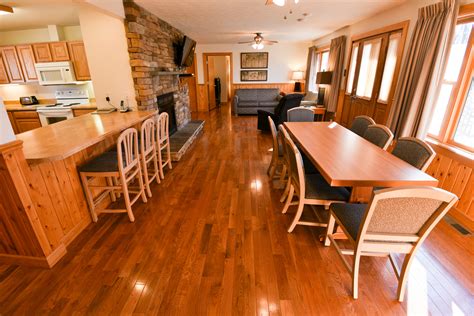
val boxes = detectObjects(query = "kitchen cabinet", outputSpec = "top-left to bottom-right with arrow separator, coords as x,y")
1,46 -> 24,83
32,43 -> 53,62
73,108 -> 95,117
7,111 -> 18,134
0,56 -> 9,84
68,42 -> 91,81
16,45 -> 38,82
11,111 -> 42,134
50,42 -> 70,61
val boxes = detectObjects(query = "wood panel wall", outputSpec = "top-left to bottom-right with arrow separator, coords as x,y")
426,143 -> 473,230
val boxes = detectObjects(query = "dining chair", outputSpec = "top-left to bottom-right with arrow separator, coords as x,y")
79,128 -> 148,222
140,118 -> 160,197
279,125 -> 291,202
267,116 -> 284,178
156,112 -> 172,179
362,124 -> 394,150
324,186 -> 458,301
391,137 -> 436,171
350,115 -> 375,136
281,129 -> 350,233
287,107 -> 314,122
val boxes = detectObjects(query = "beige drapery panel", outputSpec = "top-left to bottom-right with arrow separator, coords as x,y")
387,0 -> 459,138
305,46 -> 317,93
326,36 -> 346,112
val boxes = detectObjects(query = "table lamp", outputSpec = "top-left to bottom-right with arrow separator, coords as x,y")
292,70 -> 304,92
316,71 -> 332,105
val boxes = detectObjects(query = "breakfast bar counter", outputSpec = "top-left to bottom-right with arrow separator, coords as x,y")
0,111 -> 156,268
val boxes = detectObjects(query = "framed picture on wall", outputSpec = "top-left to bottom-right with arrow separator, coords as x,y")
241,70 -> 268,82
241,52 -> 268,69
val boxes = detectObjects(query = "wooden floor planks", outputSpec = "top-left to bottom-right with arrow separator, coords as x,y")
0,105 -> 473,315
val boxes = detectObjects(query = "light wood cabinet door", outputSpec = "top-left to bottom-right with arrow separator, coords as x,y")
1,46 -> 24,83
50,42 -> 70,61
7,112 -> 18,134
73,108 -> 95,117
0,56 -> 9,84
13,111 -> 42,133
16,45 -> 38,82
32,43 -> 53,62
68,41 -> 91,81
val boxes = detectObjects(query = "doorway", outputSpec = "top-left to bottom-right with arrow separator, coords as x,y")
203,53 -> 233,111
340,21 -> 409,126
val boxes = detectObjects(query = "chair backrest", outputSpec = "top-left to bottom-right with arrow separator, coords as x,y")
157,112 -> 169,144
281,126 -> 305,194
391,137 -> 436,172
140,118 -> 156,156
268,116 -> 279,157
287,107 -> 314,122
278,124 -> 288,165
363,124 -> 394,150
350,115 -> 376,136
274,93 -> 304,123
357,187 -> 458,245
117,127 -> 140,174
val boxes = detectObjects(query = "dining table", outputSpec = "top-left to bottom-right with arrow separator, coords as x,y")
283,121 -> 439,203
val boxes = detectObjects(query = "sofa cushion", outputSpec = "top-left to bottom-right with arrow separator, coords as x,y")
236,89 -> 258,101
258,89 -> 280,102
259,101 -> 279,107
303,91 -> 318,102
238,101 -> 259,108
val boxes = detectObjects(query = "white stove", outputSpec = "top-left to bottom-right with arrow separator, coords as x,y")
37,89 -> 89,126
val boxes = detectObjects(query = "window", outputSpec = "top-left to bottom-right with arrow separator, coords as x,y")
309,49 -> 330,92
356,38 -> 382,98
427,19 -> 474,153
346,44 -> 359,94
378,33 -> 401,102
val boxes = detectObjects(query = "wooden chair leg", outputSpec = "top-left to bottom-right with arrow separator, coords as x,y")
352,251 -> 361,299
141,155 -> 152,198
397,252 -> 416,302
279,164 -> 287,185
80,173 -> 98,222
282,185 -> 294,214
280,178 -> 291,203
106,176 -> 116,202
112,177 -> 121,198
324,214 -> 336,246
167,142 -> 172,170
267,154 -> 276,176
120,174 -> 135,223
153,150 -> 161,184
137,165 -> 148,204
288,197 -> 305,233
157,147 -> 165,180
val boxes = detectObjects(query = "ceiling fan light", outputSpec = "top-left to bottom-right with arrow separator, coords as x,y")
257,43 -> 264,50
273,0 -> 285,6
294,0 -> 299,4
252,43 -> 258,49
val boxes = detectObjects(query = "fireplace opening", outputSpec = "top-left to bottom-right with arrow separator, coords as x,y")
157,92 -> 178,135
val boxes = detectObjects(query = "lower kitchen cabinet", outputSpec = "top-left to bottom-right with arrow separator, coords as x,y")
10,111 -> 42,134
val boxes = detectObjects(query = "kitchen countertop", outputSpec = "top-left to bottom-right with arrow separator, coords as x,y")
5,103 -> 98,111
16,110 -> 156,164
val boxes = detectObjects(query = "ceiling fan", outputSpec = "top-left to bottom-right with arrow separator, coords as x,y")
266,0 -> 300,6
238,33 -> 278,50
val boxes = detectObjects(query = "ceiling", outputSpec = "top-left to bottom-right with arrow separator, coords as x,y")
135,0 -> 407,44
0,0 -> 79,31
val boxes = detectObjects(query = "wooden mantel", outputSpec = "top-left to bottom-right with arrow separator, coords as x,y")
0,111 -> 156,268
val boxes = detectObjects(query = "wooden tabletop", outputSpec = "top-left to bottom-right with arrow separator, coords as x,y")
284,122 -> 438,188
16,111 -> 156,163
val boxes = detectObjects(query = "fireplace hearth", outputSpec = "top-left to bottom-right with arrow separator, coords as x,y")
157,93 -> 177,135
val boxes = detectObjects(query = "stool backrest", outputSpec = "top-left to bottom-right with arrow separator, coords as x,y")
157,112 -> 169,144
117,128 -> 140,174
141,118 -> 156,156
350,115 -> 375,136
287,107 -> 314,122
363,124 -> 394,150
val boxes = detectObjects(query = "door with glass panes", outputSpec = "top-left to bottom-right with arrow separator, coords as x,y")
341,30 -> 404,126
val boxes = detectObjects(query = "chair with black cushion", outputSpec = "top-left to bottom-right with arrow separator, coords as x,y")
324,186 -> 458,301
350,115 -> 375,136
281,128 -> 350,233
257,93 -> 304,131
287,107 -> 314,122
79,128 -> 148,222
140,118 -> 160,197
391,137 -> 436,171
362,124 -> 394,150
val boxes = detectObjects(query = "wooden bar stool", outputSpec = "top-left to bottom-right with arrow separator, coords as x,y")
140,118 -> 160,197
156,112 -> 172,179
79,128 -> 147,222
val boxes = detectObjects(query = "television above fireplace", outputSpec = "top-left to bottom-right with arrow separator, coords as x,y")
175,36 -> 196,67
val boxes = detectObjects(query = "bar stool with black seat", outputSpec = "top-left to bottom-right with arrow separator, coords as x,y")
156,112 -> 172,179
79,127 -> 148,222
140,118 -> 160,197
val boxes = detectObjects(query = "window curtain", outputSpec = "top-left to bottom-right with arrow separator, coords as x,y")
387,0 -> 459,138
305,46 -> 317,93
326,36 -> 346,113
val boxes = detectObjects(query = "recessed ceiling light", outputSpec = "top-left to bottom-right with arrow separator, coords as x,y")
0,5 -> 14,15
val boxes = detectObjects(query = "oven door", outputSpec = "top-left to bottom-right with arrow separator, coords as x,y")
37,109 -> 74,126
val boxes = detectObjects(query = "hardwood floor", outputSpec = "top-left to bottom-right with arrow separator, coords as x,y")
0,105 -> 473,315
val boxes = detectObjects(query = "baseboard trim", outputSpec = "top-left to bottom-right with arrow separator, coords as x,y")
0,244 -> 66,268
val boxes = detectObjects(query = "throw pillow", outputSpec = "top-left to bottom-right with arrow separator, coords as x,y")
303,91 -> 318,102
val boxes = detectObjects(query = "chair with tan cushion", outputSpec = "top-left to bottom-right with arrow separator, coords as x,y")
391,137 -> 436,171
350,115 -> 375,136
362,124 -> 394,150
324,186 -> 458,301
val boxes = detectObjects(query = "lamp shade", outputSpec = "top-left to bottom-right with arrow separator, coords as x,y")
316,71 -> 332,85
292,70 -> 304,80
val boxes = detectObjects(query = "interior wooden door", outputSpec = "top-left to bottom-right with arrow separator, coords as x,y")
207,56 -> 217,110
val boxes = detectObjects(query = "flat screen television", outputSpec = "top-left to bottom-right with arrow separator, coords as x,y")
175,36 -> 196,67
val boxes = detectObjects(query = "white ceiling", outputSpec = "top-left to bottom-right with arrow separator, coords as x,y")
135,0 -> 407,44
0,0 -> 79,31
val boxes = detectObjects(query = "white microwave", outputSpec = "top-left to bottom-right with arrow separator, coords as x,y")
35,61 -> 77,85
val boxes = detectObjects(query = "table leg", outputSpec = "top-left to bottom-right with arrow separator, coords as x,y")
349,186 -> 373,203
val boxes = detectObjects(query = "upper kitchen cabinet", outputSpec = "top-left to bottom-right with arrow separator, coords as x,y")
0,57 -> 9,84
1,46 -> 24,83
50,42 -> 70,61
16,45 -> 38,82
32,43 -> 53,62
68,41 -> 91,81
